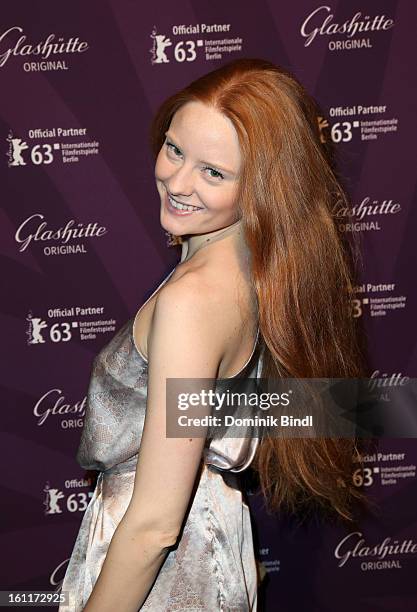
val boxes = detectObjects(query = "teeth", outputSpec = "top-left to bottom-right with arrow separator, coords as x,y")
168,195 -> 201,212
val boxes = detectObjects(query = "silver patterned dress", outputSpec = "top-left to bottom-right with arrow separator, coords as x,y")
59,267 -> 262,611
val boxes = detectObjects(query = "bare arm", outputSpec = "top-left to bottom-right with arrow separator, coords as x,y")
83,275 -> 225,612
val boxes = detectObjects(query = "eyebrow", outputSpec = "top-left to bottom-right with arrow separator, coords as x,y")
164,131 -> 236,175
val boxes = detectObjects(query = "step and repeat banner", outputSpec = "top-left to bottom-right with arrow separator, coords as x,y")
2,1 -> 416,610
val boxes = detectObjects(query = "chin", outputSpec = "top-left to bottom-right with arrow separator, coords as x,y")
160,199 -> 205,236
160,209 -> 187,237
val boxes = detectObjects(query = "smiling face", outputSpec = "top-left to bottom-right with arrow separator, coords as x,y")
155,100 -> 242,236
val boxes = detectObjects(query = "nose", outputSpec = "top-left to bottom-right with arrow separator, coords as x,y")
167,163 -> 194,198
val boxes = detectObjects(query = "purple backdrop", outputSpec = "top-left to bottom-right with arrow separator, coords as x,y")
2,1 -> 416,610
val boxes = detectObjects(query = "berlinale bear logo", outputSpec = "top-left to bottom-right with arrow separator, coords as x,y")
150,26 -> 172,64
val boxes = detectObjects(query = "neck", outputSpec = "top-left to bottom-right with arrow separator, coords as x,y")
180,218 -> 243,263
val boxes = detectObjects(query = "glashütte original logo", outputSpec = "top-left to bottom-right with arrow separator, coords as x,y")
15,213 -> 107,256
0,26 -> 89,70
334,531 -> 417,570
333,196 -> 401,232
34,388 -> 86,427
300,6 -> 394,50
368,370 -> 410,393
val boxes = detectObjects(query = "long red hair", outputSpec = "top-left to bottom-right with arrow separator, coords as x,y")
150,58 -> 372,523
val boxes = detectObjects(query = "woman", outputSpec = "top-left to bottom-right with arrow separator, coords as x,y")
59,58 -> 367,611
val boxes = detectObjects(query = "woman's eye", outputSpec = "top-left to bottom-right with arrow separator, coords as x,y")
204,167 -> 224,180
166,141 -> 182,157
165,141 -> 224,180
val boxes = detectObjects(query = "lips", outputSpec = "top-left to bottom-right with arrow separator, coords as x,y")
165,192 -> 203,215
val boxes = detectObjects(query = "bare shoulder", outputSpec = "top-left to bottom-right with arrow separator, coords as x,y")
147,261 -> 257,378
147,266 -> 229,375
153,266 -> 224,327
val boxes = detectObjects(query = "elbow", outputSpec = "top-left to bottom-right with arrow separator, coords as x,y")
122,510 -> 180,550
136,526 -> 179,551
143,521 -> 180,549
157,529 -> 180,550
